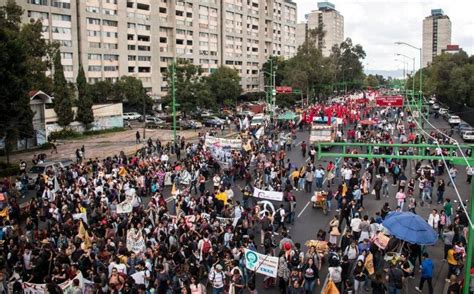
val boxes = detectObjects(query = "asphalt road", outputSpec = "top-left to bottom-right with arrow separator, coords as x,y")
23,108 -> 472,294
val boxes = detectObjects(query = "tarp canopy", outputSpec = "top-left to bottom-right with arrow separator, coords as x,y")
278,111 -> 298,121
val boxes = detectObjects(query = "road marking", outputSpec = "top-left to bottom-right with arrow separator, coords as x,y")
296,141 -> 302,146
166,197 -> 175,203
305,157 -> 310,162
297,201 -> 311,218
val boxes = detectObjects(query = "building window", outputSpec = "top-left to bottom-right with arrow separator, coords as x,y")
86,6 -> 100,13
87,30 -> 100,37
27,11 -> 49,19
104,66 -> 119,71
89,42 -> 101,48
102,8 -> 117,16
138,56 -> 151,61
87,18 -> 100,25
128,45 -> 136,50
63,65 -> 73,72
159,7 -> 167,13
128,55 -> 137,61
138,46 -> 151,51
103,43 -> 118,49
28,0 -> 48,5
138,67 -> 151,73
102,20 -> 118,27
104,54 -> 119,61
52,27 -> 72,34
128,67 -> 135,73
136,24 -> 150,31
88,66 -> 102,71
52,14 -> 71,21
58,40 -> 73,47
102,32 -> 118,38
51,0 -> 71,9
88,54 -> 101,60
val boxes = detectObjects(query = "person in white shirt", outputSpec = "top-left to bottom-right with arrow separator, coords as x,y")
350,214 -> 362,241
208,264 -> 225,292
427,209 -> 440,230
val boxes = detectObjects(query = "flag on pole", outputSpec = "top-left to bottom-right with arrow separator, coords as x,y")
77,221 -> 92,249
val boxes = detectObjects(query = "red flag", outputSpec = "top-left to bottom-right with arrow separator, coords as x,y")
327,113 -> 332,125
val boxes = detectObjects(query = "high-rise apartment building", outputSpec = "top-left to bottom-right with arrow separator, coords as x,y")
422,9 -> 451,67
295,2 -> 343,57
4,0 -> 297,98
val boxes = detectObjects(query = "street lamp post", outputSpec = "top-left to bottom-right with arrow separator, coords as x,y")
171,59 -> 177,145
394,58 -> 409,91
395,42 -> 423,115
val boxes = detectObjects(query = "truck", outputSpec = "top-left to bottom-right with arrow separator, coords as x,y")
310,116 -> 336,150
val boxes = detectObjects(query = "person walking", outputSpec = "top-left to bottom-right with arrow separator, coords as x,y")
386,262 -> 404,294
447,166 -> 458,187
301,141 -> 307,158
395,188 -> 406,211
427,209 -> 439,231
415,253 -> 434,294
136,131 -> 141,144
373,174 -> 382,200
437,179 -> 445,204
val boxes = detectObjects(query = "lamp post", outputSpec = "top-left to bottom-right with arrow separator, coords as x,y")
394,58 -> 409,91
396,53 -> 415,98
262,59 -> 276,116
171,53 -> 187,145
395,41 -> 423,114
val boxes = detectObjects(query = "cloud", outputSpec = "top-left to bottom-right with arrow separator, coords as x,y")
294,0 -> 474,72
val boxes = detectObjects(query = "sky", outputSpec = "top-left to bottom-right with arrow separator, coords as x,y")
294,0 -> 474,74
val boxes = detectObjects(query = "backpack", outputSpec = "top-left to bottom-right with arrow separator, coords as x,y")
393,165 -> 400,175
202,239 -> 212,254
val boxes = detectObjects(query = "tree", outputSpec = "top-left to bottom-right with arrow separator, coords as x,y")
52,48 -> 74,126
75,65 -> 94,127
164,59 -> 212,113
262,56 -> 287,87
113,76 -> 153,112
206,66 -> 241,106
89,80 -> 115,103
330,38 -> 366,91
0,1 -> 38,161
364,74 -> 379,88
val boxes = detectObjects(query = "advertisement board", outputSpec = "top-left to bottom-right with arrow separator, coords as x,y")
375,96 -> 404,107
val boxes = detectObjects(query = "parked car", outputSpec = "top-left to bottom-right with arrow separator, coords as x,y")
438,108 -> 448,118
457,121 -> 472,135
145,117 -> 165,128
204,117 -> 225,127
200,110 -> 214,118
123,112 -> 142,121
432,103 -> 440,111
27,160 -> 73,186
462,131 -> 474,142
236,110 -> 255,118
448,115 -> 461,126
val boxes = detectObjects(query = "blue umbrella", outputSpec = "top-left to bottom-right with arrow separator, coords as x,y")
382,212 -> 438,245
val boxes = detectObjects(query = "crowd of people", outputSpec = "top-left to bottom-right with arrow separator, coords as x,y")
0,93 -> 471,294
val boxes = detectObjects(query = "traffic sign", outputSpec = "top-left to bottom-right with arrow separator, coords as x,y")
276,86 -> 292,93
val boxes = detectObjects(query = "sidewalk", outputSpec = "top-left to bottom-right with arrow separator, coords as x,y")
1,127 -> 238,164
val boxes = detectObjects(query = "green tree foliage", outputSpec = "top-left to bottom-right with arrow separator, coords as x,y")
88,80 -> 115,103
164,59 -> 212,113
0,1 -> 39,160
113,76 -> 153,111
75,65 -> 94,127
262,55 -> 287,87
364,74 -> 379,88
330,38 -> 366,90
407,51 -> 474,107
52,48 -> 75,126
207,66 -> 241,106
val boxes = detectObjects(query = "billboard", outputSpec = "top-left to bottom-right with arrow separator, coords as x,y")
375,96 -> 404,107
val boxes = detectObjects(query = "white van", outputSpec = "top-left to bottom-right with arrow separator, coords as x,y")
251,114 -> 268,127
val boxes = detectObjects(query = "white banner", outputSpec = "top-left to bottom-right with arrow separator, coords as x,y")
205,136 -> 242,149
126,229 -> 146,253
244,249 -> 279,278
253,188 -> 283,202
72,212 -> 87,224
117,197 -> 134,214
21,272 -> 94,294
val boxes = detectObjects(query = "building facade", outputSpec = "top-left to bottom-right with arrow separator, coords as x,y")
4,0 -> 297,97
295,1 -> 343,57
422,9 -> 451,67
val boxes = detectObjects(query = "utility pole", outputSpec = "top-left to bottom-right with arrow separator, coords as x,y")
142,96 -> 146,139
172,59 -> 177,145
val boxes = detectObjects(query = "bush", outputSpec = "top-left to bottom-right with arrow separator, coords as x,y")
49,129 -> 81,140
0,162 -> 20,177
83,127 -> 125,136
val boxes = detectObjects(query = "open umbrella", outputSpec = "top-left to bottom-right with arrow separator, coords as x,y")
382,212 -> 437,245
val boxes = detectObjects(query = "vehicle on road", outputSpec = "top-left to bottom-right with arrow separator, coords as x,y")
145,116 -> 166,128
462,131 -> 474,142
200,110 -> 214,118
204,117 -> 225,127
179,120 -> 203,129
457,121 -> 473,135
432,103 -> 440,111
123,112 -> 142,121
311,191 -> 328,215
438,108 -> 448,118
27,160 -> 74,186
236,110 -> 255,118
250,114 -> 268,127
310,117 -> 336,150
448,115 -> 461,126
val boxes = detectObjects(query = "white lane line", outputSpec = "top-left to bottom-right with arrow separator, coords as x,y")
296,141 -> 302,146
305,157 -> 310,162
166,197 -> 175,203
297,201 -> 311,218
